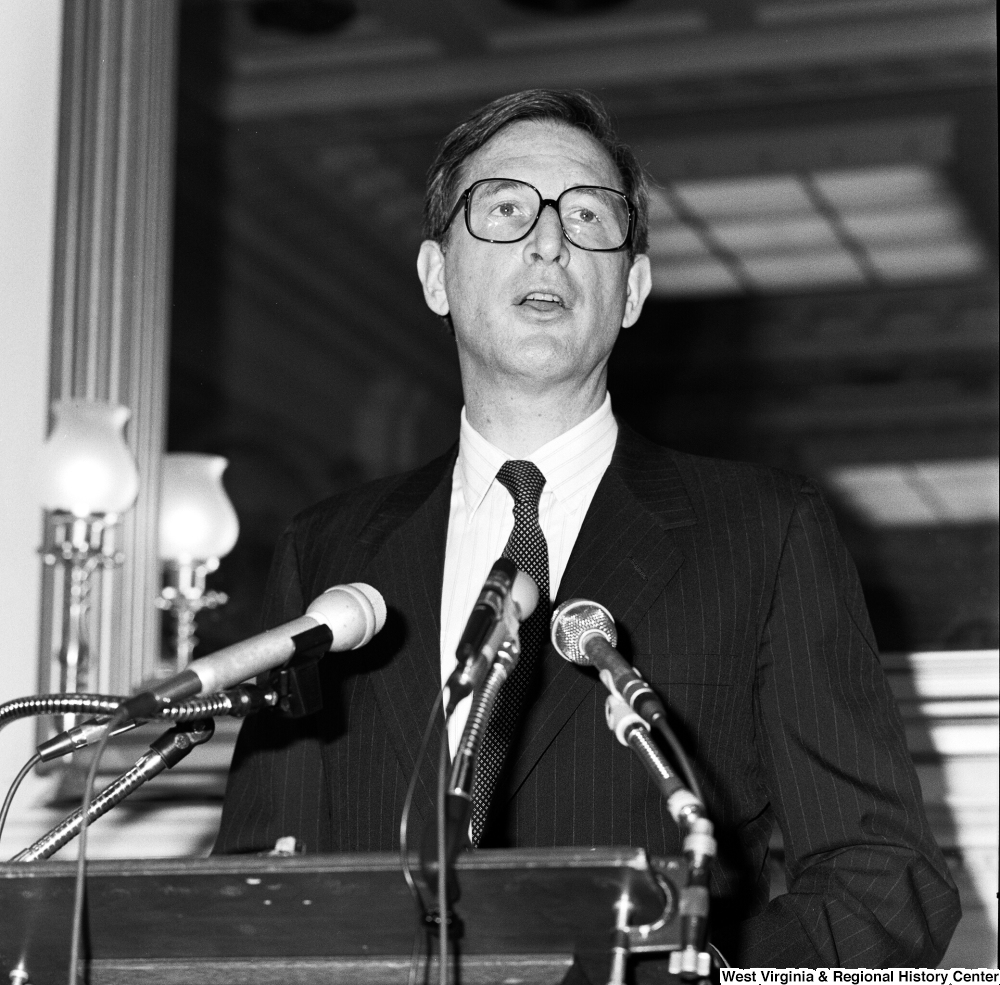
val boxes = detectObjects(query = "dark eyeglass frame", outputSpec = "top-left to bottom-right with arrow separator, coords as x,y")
444,178 -> 635,253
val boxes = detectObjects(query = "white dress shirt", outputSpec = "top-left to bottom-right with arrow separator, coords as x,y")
440,394 -> 619,755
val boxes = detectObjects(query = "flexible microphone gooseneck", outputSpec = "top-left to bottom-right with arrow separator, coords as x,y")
122,582 -> 386,718
37,685 -> 273,762
551,598 -> 717,980
549,598 -> 668,728
14,720 -> 216,862
441,565 -> 538,856
446,639 -> 522,842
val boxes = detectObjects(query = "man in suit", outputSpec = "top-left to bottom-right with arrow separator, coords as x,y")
215,89 -> 960,966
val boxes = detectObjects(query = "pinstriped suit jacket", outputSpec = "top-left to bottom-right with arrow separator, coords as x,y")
215,424 -> 959,966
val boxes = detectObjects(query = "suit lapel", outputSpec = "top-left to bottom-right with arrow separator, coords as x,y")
505,425 -> 697,795
354,451 -> 455,816
345,426 -> 699,816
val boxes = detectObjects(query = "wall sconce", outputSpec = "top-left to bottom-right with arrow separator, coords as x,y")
39,400 -> 140,717
156,454 -> 239,672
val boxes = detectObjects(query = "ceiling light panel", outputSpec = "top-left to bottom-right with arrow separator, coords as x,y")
827,464 -> 938,525
673,176 -> 815,220
710,214 -> 841,253
840,203 -> 961,244
868,240 -> 986,280
812,164 -> 942,208
647,224 -> 714,258
743,248 -> 866,289
912,460 -> 1000,523
826,459 -> 1000,527
650,259 -> 743,296
644,162 -> 990,297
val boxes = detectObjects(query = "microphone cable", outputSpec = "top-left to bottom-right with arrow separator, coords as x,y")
406,915 -> 425,985
66,705 -> 129,985
0,752 -> 41,853
399,687 -> 443,907
399,687 -> 444,985
436,723 -> 450,985
651,718 -> 704,806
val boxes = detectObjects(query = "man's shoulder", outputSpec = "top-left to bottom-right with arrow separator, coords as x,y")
674,446 -> 809,503
290,444 -> 457,539
615,422 -> 810,513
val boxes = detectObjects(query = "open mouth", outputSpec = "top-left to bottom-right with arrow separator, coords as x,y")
519,291 -> 567,310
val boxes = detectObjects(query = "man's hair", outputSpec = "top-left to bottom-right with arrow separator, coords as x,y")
423,89 -> 649,257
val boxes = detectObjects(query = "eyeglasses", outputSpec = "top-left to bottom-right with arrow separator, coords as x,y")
445,178 -> 634,252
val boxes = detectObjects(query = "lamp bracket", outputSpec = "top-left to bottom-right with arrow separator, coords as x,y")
40,512 -> 124,569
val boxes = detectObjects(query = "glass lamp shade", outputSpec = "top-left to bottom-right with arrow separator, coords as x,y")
40,400 -> 140,517
159,454 -> 239,563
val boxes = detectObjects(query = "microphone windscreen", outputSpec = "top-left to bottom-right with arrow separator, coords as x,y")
350,582 -> 387,633
550,598 -> 617,664
307,582 -> 386,650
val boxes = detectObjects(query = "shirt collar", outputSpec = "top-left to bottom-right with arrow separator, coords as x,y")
456,394 -> 618,518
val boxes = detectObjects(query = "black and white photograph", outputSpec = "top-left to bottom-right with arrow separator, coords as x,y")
0,0 -> 996,980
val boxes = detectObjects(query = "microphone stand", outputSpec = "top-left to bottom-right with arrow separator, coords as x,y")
604,691 -> 716,982
421,636 -> 523,894
11,719 -> 215,862
32,683 -> 277,762
445,636 -> 521,852
419,636 -> 521,984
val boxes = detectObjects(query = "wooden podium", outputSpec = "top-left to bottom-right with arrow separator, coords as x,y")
0,847 -> 685,984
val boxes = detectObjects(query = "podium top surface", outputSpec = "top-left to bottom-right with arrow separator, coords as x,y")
0,847 -> 672,982
1,844 -> 659,881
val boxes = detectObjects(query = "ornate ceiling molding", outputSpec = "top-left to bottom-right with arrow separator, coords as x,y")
208,8 -> 995,120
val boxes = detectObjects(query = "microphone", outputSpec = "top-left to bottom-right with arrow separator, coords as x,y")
604,691 -> 715,980
445,558 -> 538,713
549,598 -> 667,728
122,583 -> 386,718
553,600 -> 715,978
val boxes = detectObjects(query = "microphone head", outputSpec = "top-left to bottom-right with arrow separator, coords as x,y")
550,598 -> 617,665
307,582 -> 387,650
510,569 -> 540,622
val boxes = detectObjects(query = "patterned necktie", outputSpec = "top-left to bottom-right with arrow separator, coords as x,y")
471,460 -> 550,846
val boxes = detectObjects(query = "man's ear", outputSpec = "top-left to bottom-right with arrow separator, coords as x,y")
417,239 -> 450,317
621,253 -> 652,329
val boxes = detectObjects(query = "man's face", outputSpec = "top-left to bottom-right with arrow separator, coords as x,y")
417,120 -> 651,394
